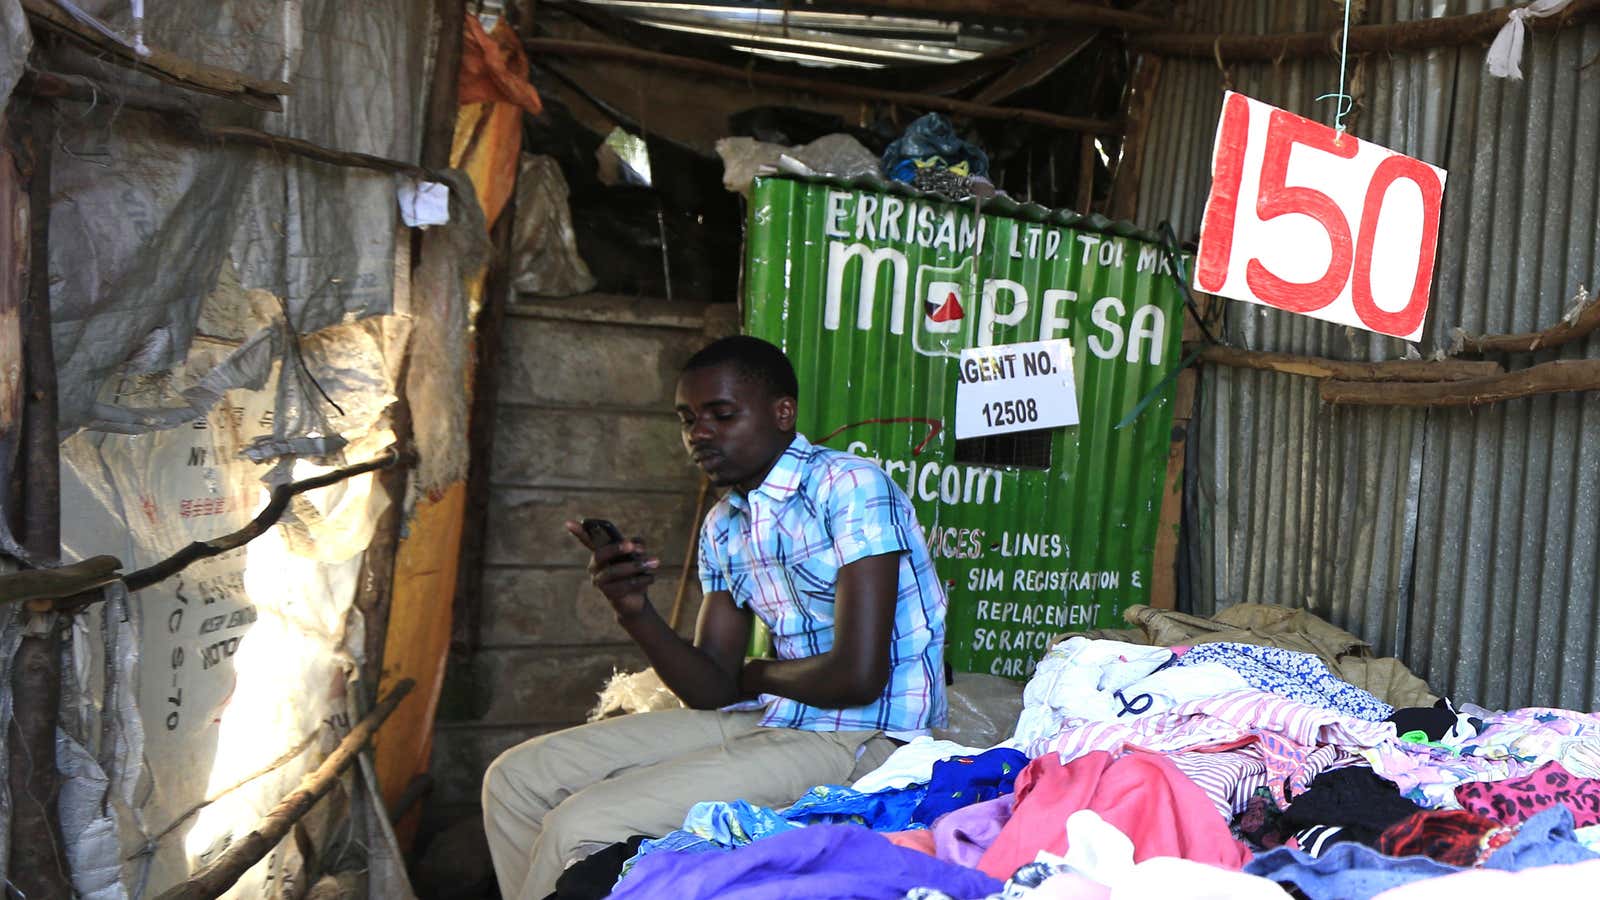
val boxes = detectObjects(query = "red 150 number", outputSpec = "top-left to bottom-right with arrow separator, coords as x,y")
1196,94 -> 1443,338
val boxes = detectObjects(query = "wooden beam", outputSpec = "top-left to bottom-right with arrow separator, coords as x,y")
1198,345 -> 1503,382
1455,288 -> 1600,354
1129,0 -> 1600,61
8,617 -> 71,898
1149,367 -> 1193,612
524,38 -> 1123,134
22,71 -> 430,178
1321,359 -> 1600,407
22,0 -> 290,110
0,554 -> 121,607
422,0 -> 467,170
152,679 -> 417,900
1107,52 -> 1162,221
5,97 -> 71,900
451,186 -> 514,657
804,0 -> 1166,30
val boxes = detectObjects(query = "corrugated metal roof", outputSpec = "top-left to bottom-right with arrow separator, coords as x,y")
1141,0 -> 1600,708
569,0 -> 1021,68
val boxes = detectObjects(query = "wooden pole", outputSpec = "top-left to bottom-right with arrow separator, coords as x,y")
20,0 -> 290,110
1197,345 -> 1504,382
524,38 -> 1123,134
1130,0 -> 1600,62
1107,53 -> 1162,221
5,95 -> 72,900
1321,359 -> 1600,407
152,679 -> 416,900
7,616 -> 71,897
452,172 -> 516,657
353,0 -> 464,705
667,477 -> 712,633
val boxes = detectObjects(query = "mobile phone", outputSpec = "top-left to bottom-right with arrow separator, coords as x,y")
581,518 -> 626,549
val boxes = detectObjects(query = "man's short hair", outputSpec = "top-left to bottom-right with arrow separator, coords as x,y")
682,336 -> 799,400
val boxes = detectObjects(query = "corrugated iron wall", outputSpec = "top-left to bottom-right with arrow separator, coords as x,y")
1142,1 -> 1600,709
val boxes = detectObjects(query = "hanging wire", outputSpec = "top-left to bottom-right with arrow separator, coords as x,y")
1314,0 -> 1356,135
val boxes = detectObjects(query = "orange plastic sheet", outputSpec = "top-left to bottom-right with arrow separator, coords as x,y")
374,12 -> 532,847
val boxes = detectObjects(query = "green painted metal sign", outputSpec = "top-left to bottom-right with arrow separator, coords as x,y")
743,176 -> 1186,679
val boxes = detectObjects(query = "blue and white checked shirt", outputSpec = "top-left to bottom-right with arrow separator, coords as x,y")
698,433 -> 948,736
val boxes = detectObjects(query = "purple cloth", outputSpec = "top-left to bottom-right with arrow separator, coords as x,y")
932,794 -> 1014,868
610,824 -> 1003,900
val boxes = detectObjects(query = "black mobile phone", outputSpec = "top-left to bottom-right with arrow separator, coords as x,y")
580,518 -> 626,549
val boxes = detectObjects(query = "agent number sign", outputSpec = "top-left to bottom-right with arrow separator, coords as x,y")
954,339 -> 1079,439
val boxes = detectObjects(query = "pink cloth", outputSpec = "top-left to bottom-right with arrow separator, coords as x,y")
976,750 -> 1251,879
1455,760 -> 1600,828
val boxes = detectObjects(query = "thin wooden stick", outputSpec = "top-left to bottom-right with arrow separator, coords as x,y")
22,71 -> 431,178
524,38 -> 1122,134
1198,345 -> 1503,382
124,449 -> 409,592
1131,0 -> 1600,62
152,679 -> 416,900
21,0 -> 290,110
667,477 -> 712,632
1455,288 -> 1600,354
1321,359 -> 1600,406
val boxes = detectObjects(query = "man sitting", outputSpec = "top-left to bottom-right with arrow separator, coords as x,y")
482,335 -> 948,900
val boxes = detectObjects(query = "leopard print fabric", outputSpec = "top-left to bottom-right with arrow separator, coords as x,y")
1455,760 -> 1600,828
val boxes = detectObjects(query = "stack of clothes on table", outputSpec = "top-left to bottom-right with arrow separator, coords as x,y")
559,605 -> 1600,899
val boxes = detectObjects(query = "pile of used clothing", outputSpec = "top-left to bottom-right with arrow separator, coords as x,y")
564,605 -> 1600,899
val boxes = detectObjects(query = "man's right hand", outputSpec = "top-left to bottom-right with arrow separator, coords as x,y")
563,520 -> 660,619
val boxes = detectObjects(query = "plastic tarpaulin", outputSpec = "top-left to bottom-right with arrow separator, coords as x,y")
50,0 -> 433,435
0,0 -> 27,113
30,0 -> 439,896
60,308 -> 407,897
511,154 -> 596,298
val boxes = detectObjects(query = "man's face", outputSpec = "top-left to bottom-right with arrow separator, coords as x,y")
674,363 -> 795,492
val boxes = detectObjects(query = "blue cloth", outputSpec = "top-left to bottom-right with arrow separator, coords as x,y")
611,824 -> 1003,900
1245,808 -> 1600,899
1174,642 -> 1394,721
627,785 -> 926,873
699,432 -> 948,735
1484,806 -> 1599,871
1245,841 -> 1459,899
911,748 -> 1029,826
626,800 -> 801,874
784,784 -> 927,831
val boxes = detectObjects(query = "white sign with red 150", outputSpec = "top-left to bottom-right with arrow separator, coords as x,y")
1194,91 -> 1447,342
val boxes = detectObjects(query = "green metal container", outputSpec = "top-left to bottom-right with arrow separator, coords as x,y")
743,176 -> 1186,679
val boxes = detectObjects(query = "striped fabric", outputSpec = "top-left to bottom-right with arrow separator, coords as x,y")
698,433 -> 947,735
1034,690 -> 1398,761
1172,741 -> 1355,820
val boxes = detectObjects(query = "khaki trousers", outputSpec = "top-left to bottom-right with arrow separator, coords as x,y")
482,709 -> 896,900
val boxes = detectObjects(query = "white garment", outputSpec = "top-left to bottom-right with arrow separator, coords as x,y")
848,735 -> 988,793
1033,811 -> 1283,900
1011,638 -> 1250,747
1107,857 -> 1286,899
1486,0 -> 1573,79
